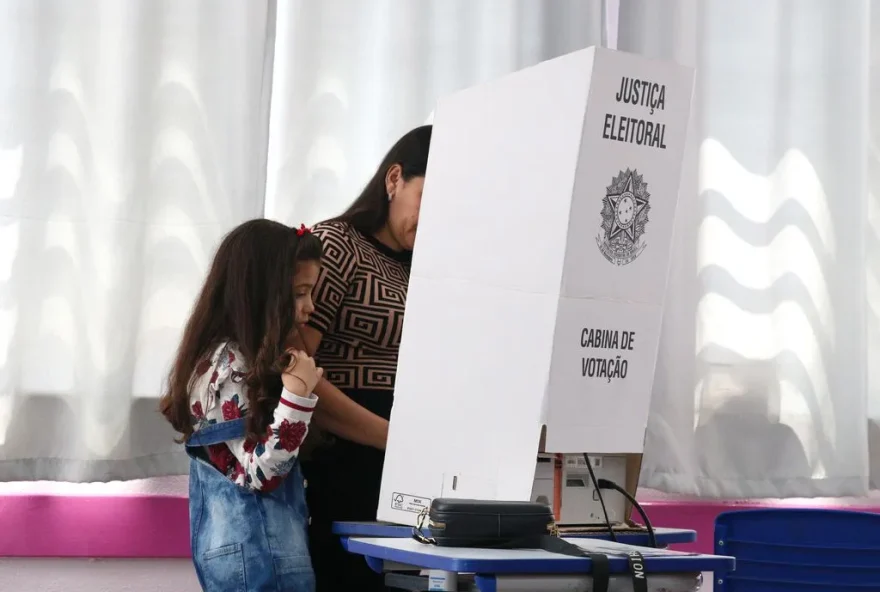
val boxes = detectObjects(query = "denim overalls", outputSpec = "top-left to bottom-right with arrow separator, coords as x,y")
187,418 -> 315,592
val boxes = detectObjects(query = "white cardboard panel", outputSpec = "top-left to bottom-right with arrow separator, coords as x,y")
378,277 -> 556,525
410,49 -> 595,290
561,49 -> 694,304
544,298 -> 664,453
379,47 -> 695,525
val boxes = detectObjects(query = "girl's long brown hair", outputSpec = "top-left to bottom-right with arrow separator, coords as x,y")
159,219 -> 323,442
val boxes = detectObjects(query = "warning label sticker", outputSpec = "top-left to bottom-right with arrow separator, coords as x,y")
390,492 -> 430,514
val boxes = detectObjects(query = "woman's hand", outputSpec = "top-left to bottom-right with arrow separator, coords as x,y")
282,349 -> 323,395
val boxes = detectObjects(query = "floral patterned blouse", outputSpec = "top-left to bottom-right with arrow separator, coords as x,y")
188,341 -> 317,492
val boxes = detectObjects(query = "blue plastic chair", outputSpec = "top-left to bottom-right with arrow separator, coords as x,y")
714,508 -> 880,591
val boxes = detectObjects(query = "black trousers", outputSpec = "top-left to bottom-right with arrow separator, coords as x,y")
303,389 -> 393,592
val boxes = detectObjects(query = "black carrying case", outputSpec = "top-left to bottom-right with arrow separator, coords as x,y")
426,498 -> 556,547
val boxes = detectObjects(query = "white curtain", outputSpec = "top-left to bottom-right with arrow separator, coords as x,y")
620,0 -> 880,498
0,0 -> 276,481
0,0 -> 606,483
7,0 -> 878,500
263,0 -> 608,225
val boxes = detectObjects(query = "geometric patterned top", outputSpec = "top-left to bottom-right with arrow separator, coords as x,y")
308,221 -> 412,391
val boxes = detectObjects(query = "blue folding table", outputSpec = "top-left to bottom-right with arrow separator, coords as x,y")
333,521 -> 696,548
343,536 -> 734,592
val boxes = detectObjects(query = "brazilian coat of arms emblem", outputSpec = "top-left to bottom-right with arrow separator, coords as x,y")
596,168 -> 650,266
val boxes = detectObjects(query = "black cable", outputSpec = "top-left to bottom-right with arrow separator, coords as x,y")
583,453 -> 617,542
598,478 -> 658,548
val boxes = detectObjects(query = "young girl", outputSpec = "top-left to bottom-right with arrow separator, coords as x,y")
160,219 -> 323,592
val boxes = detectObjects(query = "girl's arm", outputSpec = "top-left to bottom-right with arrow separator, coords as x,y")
194,344 -> 317,492
224,387 -> 316,492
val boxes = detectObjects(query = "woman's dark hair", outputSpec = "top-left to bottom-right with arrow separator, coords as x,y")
330,124 -> 432,234
159,219 -> 323,442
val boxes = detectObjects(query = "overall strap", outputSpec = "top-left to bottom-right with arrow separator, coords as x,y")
186,418 -> 247,447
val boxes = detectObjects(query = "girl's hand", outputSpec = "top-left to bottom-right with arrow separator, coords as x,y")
282,349 -> 323,395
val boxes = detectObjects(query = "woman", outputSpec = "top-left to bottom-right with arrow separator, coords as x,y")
297,125 -> 432,592
160,219 -> 324,592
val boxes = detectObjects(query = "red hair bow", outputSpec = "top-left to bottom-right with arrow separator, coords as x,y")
296,224 -> 311,236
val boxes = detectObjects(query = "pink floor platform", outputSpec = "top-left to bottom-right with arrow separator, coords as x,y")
2,492 -> 880,557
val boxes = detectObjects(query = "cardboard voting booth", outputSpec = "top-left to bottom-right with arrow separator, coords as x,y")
378,46 -> 694,526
